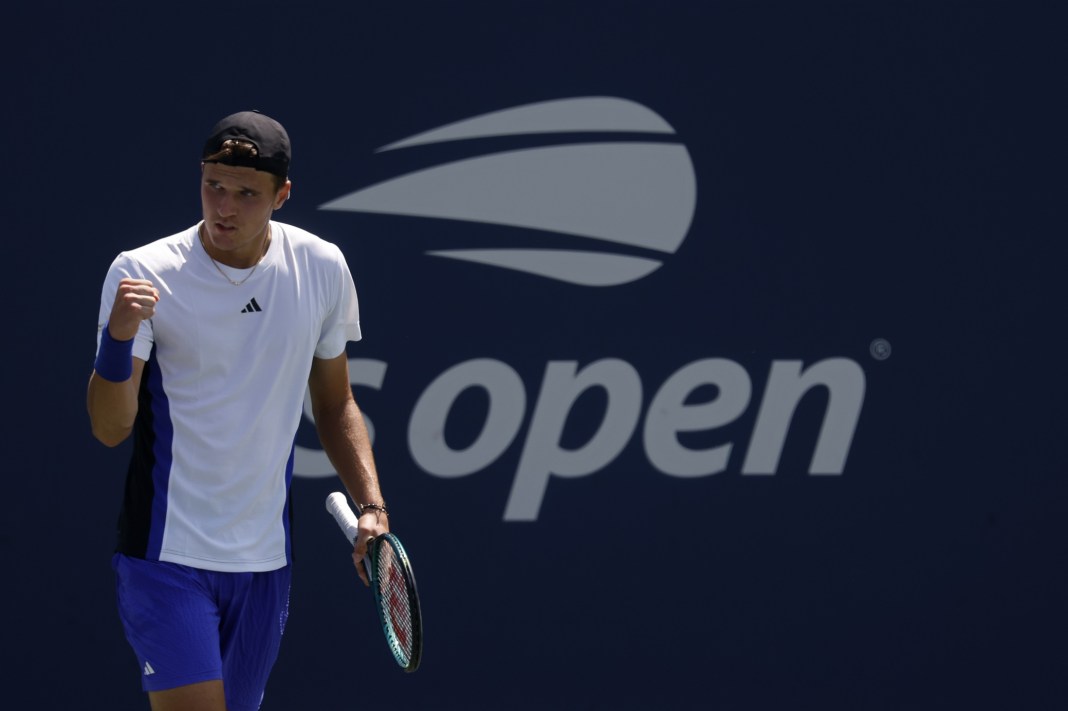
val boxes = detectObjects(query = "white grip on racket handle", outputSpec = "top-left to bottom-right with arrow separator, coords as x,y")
326,492 -> 373,579
326,492 -> 360,545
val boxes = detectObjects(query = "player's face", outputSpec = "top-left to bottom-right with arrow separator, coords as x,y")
200,162 -> 290,265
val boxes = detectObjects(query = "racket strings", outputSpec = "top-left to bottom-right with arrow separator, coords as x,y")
376,546 -> 414,661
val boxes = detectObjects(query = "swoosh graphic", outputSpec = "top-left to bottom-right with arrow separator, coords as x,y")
320,143 -> 696,254
426,249 -> 664,286
378,96 -> 676,152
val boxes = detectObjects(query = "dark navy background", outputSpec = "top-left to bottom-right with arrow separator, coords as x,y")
3,2 -> 1065,709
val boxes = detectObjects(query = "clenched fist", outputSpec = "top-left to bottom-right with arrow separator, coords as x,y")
107,278 -> 159,340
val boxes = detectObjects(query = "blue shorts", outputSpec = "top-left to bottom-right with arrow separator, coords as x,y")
113,553 -> 291,711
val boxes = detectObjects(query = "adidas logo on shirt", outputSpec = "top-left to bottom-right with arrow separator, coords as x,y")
241,298 -> 263,314
144,661 -> 156,676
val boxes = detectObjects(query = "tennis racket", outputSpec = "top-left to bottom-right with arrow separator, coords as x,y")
326,491 -> 423,672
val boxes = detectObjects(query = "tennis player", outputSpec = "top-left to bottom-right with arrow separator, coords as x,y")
87,110 -> 389,711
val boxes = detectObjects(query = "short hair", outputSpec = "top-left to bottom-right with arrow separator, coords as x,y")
203,140 -> 288,192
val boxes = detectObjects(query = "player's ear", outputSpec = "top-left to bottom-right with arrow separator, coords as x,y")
274,180 -> 292,210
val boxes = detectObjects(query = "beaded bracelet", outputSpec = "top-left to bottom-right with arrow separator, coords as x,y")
359,503 -> 389,516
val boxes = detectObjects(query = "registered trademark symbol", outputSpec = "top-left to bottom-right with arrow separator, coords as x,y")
870,338 -> 892,360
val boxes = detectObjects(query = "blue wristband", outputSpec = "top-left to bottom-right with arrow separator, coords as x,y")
94,322 -> 135,382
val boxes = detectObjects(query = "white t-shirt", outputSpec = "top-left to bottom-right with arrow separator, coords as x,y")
97,221 -> 361,572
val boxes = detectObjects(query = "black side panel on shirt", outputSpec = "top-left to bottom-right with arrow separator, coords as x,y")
114,348 -> 158,559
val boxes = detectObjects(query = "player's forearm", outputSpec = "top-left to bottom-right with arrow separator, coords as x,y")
87,369 -> 140,447
314,399 -> 386,508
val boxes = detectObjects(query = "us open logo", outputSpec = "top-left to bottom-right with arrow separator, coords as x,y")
319,96 -> 697,286
298,98 -> 867,522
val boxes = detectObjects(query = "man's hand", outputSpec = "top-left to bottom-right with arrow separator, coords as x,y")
108,278 -> 159,339
352,510 -> 390,587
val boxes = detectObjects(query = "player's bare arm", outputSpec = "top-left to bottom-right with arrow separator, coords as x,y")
87,278 -> 159,446
308,352 -> 389,584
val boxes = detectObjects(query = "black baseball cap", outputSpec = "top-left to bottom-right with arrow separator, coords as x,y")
202,110 -> 291,178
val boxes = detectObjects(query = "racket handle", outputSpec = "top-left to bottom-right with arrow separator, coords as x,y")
326,492 -> 374,579
326,492 -> 360,545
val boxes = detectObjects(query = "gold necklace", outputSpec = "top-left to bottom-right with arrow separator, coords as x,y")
201,225 -> 271,286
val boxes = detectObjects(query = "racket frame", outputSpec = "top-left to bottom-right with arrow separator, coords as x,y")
325,492 -> 424,672
369,533 -> 423,672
